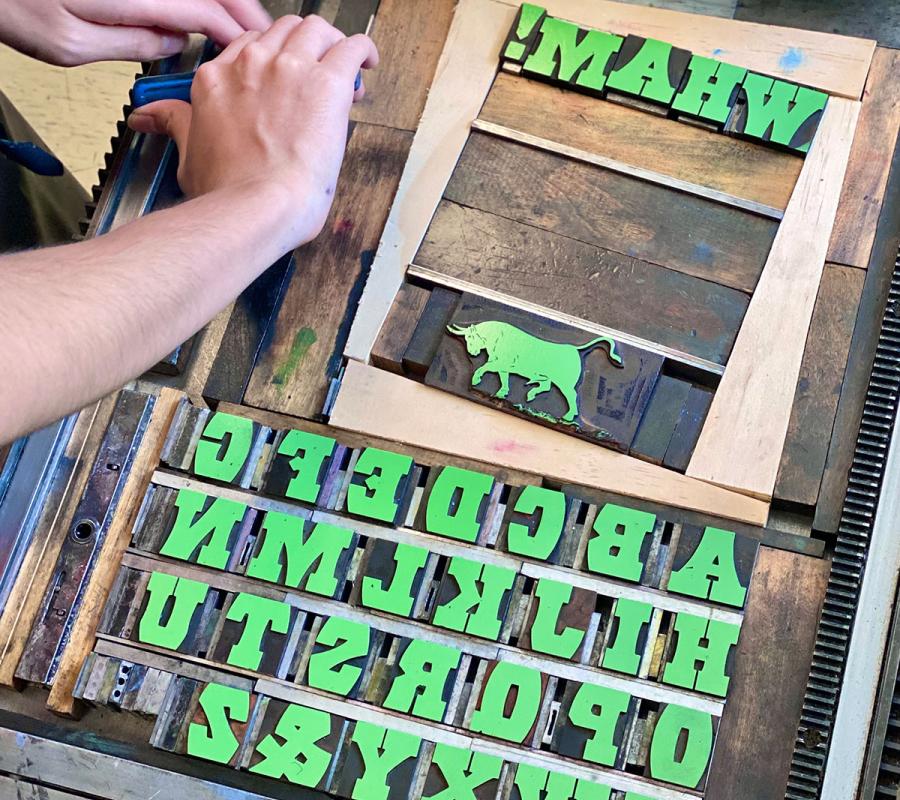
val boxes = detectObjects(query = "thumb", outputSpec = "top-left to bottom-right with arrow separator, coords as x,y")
128,100 -> 192,154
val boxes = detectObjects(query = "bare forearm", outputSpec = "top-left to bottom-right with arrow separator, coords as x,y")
0,182 -> 297,443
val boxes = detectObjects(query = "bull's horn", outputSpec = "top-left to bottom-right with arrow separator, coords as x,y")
447,324 -> 468,335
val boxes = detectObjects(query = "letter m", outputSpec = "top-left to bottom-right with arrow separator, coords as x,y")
523,17 -> 623,90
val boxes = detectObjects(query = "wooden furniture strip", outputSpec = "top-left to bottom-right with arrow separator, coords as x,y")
492,0 -> 876,98
705,546 -> 829,799
244,123 -> 413,418
616,0 -> 738,18
349,0 -> 458,131
686,98 -> 861,500
477,74 -> 798,213
345,0 -> 517,363
442,132 -> 777,295
774,264 -> 865,508
416,201 -> 750,365
45,388 -> 182,716
409,264 -> 724,375
371,282 -> 431,374
0,395 -> 119,686
827,47 -> 900,268
330,360 -> 770,525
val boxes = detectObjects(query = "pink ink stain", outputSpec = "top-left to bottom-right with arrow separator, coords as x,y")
492,439 -> 533,454
332,218 -> 354,235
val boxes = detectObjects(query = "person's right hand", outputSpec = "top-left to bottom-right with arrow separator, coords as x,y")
0,0 -> 271,66
128,15 -> 378,253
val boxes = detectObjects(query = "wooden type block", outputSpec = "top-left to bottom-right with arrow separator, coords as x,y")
422,743 -> 503,800
642,702 -> 718,791
550,679 -> 637,770
775,264 -> 865,508
670,55 -> 747,129
159,402 -> 209,473
413,464 -> 497,544
98,567 -> 148,639
495,485 -> 573,565
371,283 -> 432,374
191,411 -> 265,487
132,485 -> 178,552
663,386 -> 714,472
660,612 -> 739,697
344,447 -> 417,527
480,73 -> 802,211
152,675 -> 201,753
353,538 -> 429,618
437,132 -> 776,297
630,375 -> 693,465
426,293 -> 663,451
261,427 -> 339,505
131,574 -> 215,656
402,287 -> 461,377
600,598 -> 655,677
518,579 -> 596,662
501,2 -> 547,65
73,654 -> 107,704
210,594 -> 299,676
417,202 -> 752,364
606,35 -> 692,106
664,524 -> 758,609
118,662 -> 149,711
135,668 -> 174,717
301,615 -> 378,700
466,659 -> 549,745
185,682 -> 260,768
246,699 -> 348,790
332,719 -> 425,800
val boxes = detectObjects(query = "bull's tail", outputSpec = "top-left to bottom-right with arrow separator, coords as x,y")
576,336 -> 624,368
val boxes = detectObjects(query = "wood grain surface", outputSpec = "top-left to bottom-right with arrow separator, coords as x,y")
705,546 -> 829,799
330,360 -> 770,525
774,264 -> 865,508
827,47 -> 900,268
416,200 -> 749,365
687,98 -> 860,500
443,132 -> 777,294
480,73 -> 801,211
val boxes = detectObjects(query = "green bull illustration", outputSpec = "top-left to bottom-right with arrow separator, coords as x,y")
447,321 -> 624,423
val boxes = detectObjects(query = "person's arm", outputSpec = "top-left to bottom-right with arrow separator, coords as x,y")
0,16 -> 378,444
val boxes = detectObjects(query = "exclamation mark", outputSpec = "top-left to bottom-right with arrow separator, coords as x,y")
503,4 -> 547,63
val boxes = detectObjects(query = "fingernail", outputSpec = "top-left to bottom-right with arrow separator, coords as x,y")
161,35 -> 188,56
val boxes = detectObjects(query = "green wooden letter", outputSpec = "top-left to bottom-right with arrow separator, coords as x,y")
361,542 -> 429,616
383,639 -> 461,721
667,526 -> 747,607
193,412 -> 253,483
158,489 -> 245,569
349,721 -> 421,800
529,579 -> 586,659
606,37 -> 682,104
186,682 -> 250,764
246,512 -> 352,597
586,503 -> 655,582
346,447 -> 413,523
469,661 -> 543,743
307,616 -> 370,696
663,613 -> 740,697
137,571 -> 209,650
506,485 -> 566,560
671,55 -> 747,124
566,682 -> 631,766
523,16 -> 623,91
601,598 -> 653,676
739,73 -> 828,151
514,764 -> 611,800
276,429 -> 336,503
649,704 -> 714,788
251,703 -> 333,786
432,557 -> 516,640
223,592 -> 291,671
425,744 -> 502,800
425,466 -> 494,542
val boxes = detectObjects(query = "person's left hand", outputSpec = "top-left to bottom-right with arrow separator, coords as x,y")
0,0 -> 273,66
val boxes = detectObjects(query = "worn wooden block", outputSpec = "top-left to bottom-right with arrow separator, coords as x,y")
402,287 -> 461,377
642,701 -> 718,790
132,485 -> 178,552
439,131 -> 776,295
152,676 -> 201,753
422,743 -> 502,800
775,264 -> 865,508
431,556 -> 517,642
663,386 -> 714,472
518,579 -> 596,662
416,202 -> 751,365
480,73 -> 801,211
209,594 -> 299,676
466,660 -> 549,745
371,283 -> 432,374
495,485 -> 574,565
630,375 -> 693,465
159,402 -> 209,473
261,427 -> 340,505
425,294 -> 664,450
607,35 -> 692,106
353,538 -> 429,618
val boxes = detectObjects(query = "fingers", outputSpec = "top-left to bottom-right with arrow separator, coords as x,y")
256,14 -> 304,51
67,22 -> 189,63
214,0 -> 273,32
77,0 -> 245,46
322,33 -> 379,76
214,29 -> 262,64
284,15 -> 345,62
128,100 -> 193,155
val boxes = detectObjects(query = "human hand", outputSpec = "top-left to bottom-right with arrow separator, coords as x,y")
128,15 -> 379,252
0,0 -> 272,66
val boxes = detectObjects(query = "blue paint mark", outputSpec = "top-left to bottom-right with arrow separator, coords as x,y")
712,48 -> 725,57
693,241 -> 715,265
779,47 -> 805,71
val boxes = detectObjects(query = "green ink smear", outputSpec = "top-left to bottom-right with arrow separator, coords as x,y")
272,327 -> 317,386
